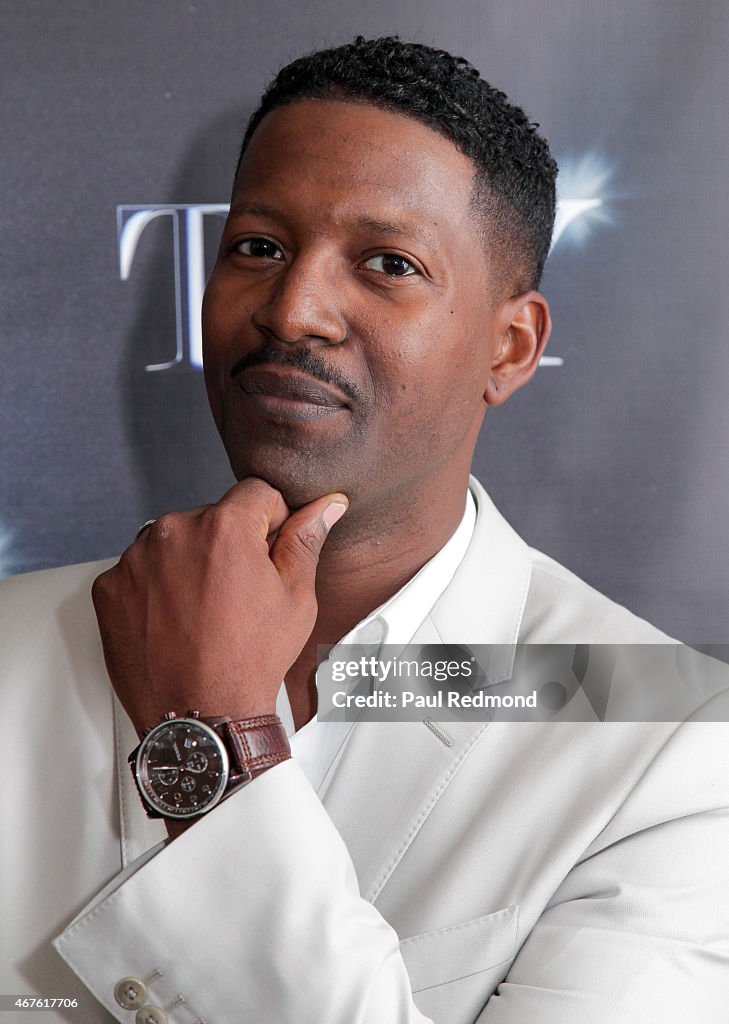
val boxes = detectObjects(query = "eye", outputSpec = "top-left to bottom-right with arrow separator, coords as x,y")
234,237 -> 284,260
361,253 -> 418,277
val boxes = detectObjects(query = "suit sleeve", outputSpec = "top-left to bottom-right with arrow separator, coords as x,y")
53,758 -> 434,1024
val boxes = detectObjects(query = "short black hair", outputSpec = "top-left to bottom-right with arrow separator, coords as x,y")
237,36 -> 557,293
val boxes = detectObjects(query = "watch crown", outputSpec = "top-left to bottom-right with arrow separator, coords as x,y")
163,711 -> 177,721
188,709 -> 201,719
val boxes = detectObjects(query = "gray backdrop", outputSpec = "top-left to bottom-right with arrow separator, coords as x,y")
2,0 -> 727,641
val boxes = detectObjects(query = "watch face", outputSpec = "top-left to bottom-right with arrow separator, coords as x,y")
136,719 -> 229,818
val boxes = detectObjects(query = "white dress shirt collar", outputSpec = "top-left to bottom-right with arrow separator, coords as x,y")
278,486 -> 477,793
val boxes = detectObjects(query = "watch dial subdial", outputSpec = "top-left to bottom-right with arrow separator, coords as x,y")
185,750 -> 208,773
153,768 -> 179,787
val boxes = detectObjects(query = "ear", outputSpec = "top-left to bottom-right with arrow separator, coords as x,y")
483,291 -> 552,407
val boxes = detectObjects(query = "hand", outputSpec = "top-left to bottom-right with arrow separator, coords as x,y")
92,477 -> 347,737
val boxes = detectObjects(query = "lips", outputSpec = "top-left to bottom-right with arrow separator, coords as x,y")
239,367 -> 348,406
235,366 -> 350,423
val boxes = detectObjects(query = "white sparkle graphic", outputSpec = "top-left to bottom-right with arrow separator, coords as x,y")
540,153 -> 613,366
552,152 -> 613,251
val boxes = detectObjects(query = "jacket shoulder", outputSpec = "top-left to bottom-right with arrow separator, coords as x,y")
0,557 -> 117,613
522,547 -> 675,644
0,559 -> 117,679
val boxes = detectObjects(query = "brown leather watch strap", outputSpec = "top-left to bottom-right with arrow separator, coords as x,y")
224,714 -> 291,778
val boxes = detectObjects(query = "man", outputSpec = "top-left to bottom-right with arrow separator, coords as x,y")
2,36 -> 728,1024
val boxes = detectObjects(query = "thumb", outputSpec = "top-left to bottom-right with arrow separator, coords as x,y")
270,493 -> 348,589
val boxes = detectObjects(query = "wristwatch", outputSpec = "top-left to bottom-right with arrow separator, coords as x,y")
129,710 -> 290,820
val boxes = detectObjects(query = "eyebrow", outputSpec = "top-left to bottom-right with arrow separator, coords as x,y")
228,202 -> 282,219
228,202 -> 436,245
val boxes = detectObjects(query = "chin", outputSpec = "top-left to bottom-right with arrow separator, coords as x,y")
228,449 -> 349,510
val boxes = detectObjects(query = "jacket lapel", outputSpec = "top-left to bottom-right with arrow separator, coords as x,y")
322,477 -> 532,902
428,478 -> 531,655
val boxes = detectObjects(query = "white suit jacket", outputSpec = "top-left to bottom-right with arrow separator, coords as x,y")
2,477 -> 728,1024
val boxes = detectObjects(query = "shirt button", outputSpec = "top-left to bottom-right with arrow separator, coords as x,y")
135,1007 -> 167,1024
114,978 -> 148,1010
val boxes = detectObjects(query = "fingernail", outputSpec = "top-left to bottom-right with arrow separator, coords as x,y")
323,500 -> 348,531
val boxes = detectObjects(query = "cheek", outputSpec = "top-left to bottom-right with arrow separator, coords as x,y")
202,274 -> 259,377
378,316 -> 484,410
201,275 -> 244,427
369,348 -> 473,456
202,275 -> 237,351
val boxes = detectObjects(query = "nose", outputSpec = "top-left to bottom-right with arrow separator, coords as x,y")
251,253 -> 348,346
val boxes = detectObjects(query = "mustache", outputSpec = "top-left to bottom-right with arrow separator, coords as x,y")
230,345 -> 362,403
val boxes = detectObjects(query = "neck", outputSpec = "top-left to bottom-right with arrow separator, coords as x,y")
284,466 -> 472,728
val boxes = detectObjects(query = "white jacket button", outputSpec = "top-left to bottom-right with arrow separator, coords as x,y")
135,1007 -> 167,1024
114,978 -> 148,1010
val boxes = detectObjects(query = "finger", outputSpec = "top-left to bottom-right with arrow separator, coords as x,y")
133,505 -> 211,545
270,493 -> 348,590
91,566 -> 114,609
216,477 -> 291,537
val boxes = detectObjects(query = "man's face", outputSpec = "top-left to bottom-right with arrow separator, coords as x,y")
203,98 -> 507,514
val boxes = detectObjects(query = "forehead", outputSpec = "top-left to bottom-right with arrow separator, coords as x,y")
232,98 -> 480,241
